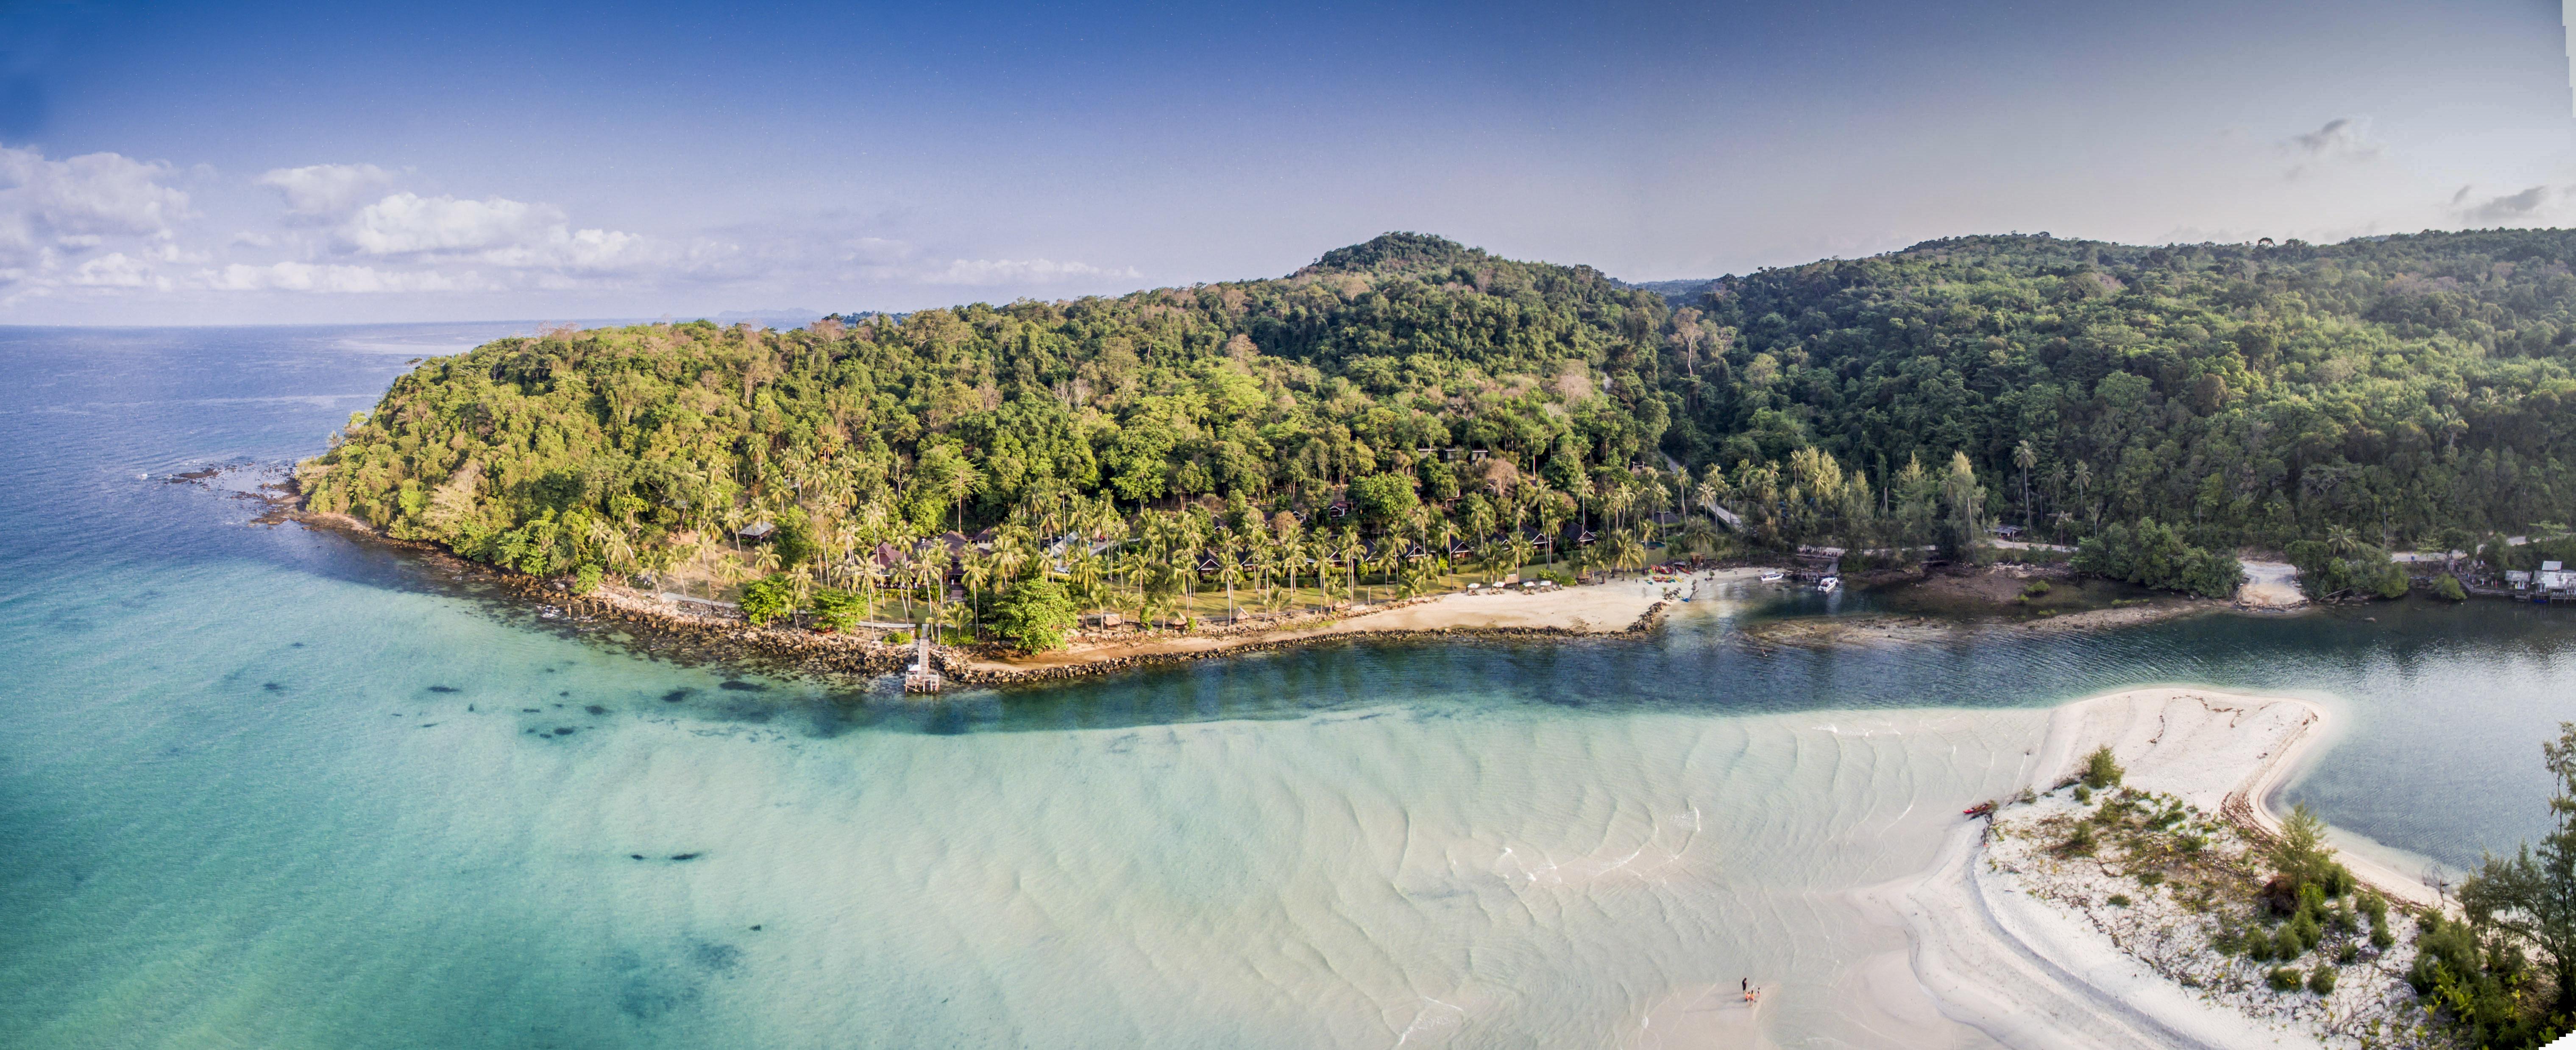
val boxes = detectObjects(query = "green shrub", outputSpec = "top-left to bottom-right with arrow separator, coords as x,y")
988,578 -> 1080,654
2138,871 -> 2165,887
739,573 -> 795,627
2286,539 -> 2409,600
2267,967 -> 2303,992
572,563 -> 602,594
885,630 -> 913,645
2268,804 -> 2354,905
2106,893 -> 2131,907
2022,579 -> 2052,597
2307,966 -> 2336,994
2082,745 -> 2124,789
2071,519 -> 2242,598
810,587 -> 866,631
2433,574 -> 2468,602
772,517 -> 819,569
2273,924 -> 2305,960
2062,823 -> 2096,855
2369,924 -> 2393,950
2336,943 -> 2360,964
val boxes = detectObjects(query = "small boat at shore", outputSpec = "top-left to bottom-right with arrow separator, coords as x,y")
1760,570 -> 1785,582
1816,576 -> 1840,592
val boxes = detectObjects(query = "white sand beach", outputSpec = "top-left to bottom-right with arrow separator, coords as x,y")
1875,688 -> 2434,1049
950,572 -> 1707,678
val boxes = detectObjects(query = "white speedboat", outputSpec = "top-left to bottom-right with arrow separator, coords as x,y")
1760,570 -> 1785,582
1816,575 -> 1840,592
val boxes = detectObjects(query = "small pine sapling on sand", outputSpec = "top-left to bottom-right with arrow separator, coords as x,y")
2082,745 -> 2124,790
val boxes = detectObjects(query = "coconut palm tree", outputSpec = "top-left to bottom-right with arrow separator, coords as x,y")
1334,529 -> 1364,607
1114,546 -> 1151,624
1068,547 -> 1106,614
1610,528 -> 1648,574
1370,543 -> 1404,604
914,545 -> 951,631
960,550 -> 994,637
2012,439 -> 2037,533
1218,547 -> 1244,623
1276,536 -> 1301,610
938,600 -> 975,645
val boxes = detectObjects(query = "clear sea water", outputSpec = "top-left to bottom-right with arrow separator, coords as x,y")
4,324 -> 2572,1047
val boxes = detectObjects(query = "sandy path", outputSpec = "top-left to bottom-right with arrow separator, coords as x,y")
1873,687 -> 2417,1050
1331,579 -> 1669,633
950,575 -> 1696,679
2236,562 -> 2305,610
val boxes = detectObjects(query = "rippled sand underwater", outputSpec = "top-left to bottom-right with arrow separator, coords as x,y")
2,557 -> 2054,1049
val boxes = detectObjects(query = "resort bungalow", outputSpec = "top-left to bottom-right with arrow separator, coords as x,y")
2540,561 -> 2576,601
737,520 -> 777,542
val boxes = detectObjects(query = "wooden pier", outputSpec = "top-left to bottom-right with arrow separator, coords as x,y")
902,631 -> 944,693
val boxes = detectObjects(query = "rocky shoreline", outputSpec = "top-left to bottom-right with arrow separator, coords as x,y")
287,507 -> 1668,692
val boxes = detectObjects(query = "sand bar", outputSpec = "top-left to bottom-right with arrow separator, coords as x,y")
947,575 -> 1698,681
1876,687 -> 2431,1050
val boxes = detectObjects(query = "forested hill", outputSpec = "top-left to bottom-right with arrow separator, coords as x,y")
1670,229 -> 2576,547
296,229 -> 2576,603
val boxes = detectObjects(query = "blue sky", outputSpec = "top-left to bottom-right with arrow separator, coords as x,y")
0,0 -> 2571,324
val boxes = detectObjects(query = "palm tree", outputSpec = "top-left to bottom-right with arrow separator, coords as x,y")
1370,543 -> 1404,605
2011,440 -> 2037,534
960,550 -> 994,637
1172,525 -> 1206,617
2072,460 -> 2094,526
938,600 -> 975,645
1115,546 -> 1151,625
1278,537 -> 1302,611
1536,495 -> 1569,569
858,559 -> 885,623
1069,547 -> 1106,615
914,545 -> 951,632
1306,537 -> 1333,610
1350,534 -> 1370,609
1218,547 -> 1244,623
1601,482 -> 1635,534
1610,528 -> 1647,574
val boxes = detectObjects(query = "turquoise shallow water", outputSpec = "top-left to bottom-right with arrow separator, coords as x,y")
3,325 -> 2573,1047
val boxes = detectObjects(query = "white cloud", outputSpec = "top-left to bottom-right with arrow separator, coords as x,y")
920,257 -> 1143,285
338,191 -> 649,268
200,261 -> 482,293
68,251 -> 162,288
2283,117 -> 2379,178
0,145 -> 190,281
2458,185 -> 2552,225
0,146 -> 190,237
256,163 -> 395,217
